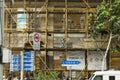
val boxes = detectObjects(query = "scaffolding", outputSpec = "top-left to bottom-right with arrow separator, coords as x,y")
4,0 -> 110,79
0,0 -> 4,79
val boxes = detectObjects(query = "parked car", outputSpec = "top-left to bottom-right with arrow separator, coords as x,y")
89,70 -> 120,80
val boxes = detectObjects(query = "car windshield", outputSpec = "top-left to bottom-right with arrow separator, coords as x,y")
89,75 -> 103,80
93,75 -> 102,80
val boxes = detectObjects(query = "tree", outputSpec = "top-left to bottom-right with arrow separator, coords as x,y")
89,0 -> 120,71
35,71 -> 60,80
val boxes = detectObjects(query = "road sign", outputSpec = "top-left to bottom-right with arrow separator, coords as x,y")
10,54 -> 21,72
33,32 -> 41,50
23,51 -> 35,71
61,60 -> 80,66
3,48 -> 11,63
34,33 -> 40,42
10,51 -> 35,72
61,60 -> 80,80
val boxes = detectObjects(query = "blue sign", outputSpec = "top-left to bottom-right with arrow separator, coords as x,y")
23,51 -> 35,71
10,51 -> 35,72
61,60 -> 80,66
10,54 -> 21,72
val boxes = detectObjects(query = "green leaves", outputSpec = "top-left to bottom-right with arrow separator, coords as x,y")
35,71 -> 60,80
109,0 -> 120,34
89,0 -> 120,36
89,1 -> 110,36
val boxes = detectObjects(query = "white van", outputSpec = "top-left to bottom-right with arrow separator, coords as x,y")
89,70 -> 120,80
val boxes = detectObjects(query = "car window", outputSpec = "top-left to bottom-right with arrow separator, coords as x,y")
109,76 -> 115,80
93,75 -> 102,80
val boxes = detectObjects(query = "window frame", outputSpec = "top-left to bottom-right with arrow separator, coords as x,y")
93,75 -> 103,80
109,76 -> 115,80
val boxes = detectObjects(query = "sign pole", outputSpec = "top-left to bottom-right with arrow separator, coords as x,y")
0,64 -> 3,80
69,66 -> 72,80
20,51 -> 23,80
61,60 -> 80,80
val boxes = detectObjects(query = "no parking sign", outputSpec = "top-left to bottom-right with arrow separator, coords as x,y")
33,32 -> 41,50
34,33 -> 40,42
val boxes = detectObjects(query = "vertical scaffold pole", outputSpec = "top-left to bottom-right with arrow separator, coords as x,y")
0,0 -> 4,79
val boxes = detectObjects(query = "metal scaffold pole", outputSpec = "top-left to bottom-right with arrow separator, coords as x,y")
0,0 -> 4,79
20,51 -> 24,80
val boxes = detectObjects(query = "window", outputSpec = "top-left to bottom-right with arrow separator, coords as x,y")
94,75 -> 102,80
17,8 -> 27,30
109,76 -> 115,80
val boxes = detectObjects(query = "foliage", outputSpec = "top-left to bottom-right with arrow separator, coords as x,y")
109,0 -> 120,34
35,71 -> 60,80
89,0 -> 120,36
88,0 -> 120,59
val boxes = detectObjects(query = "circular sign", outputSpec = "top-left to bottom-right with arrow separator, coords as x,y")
34,33 -> 40,42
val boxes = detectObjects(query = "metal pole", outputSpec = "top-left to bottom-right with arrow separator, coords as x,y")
0,64 -> 3,79
11,0 -> 14,5
0,0 -> 4,79
0,0 -> 4,45
69,66 -> 72,80
20,51 -> 24,80
34,0 -> 37,31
